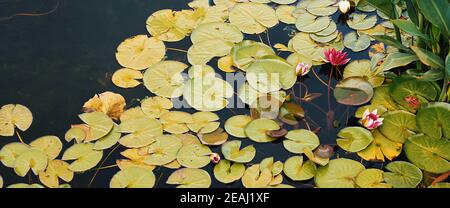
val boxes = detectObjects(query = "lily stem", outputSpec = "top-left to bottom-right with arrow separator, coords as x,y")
166,47 -> 188,53
16,130 -> 25,144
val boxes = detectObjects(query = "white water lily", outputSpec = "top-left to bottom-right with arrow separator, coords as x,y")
339,0 -> 351,14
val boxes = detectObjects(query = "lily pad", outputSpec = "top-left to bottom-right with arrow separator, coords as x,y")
383,161 -> 423,188
0,142 -> 30,168
187,112 -> 220,134
144,135 -> 182,166
295,12 -> 331,33
110,167 -> 155,188
112,68 -> 143,89
167,168 -> 211,188
241,164 -> 272,188
191,22 -> 243,44
213,160 -> 245,184
310,31 -> 339,43
389,77 -> 438,112
247,59 -> 296,92
115,35 -> 165,70
146,9 -> 189,42
221,140 -> 256,163
315,21 -> 337,36
141,96 -> 173,119
198,128 -> 228,146
245,118 -> 280,143
119,117 -> 162,148
283,156 -> 317,181
183,77 -> 233,111
143,61 -> 187,98
78,112 -> 114,142
232,40 -> 275,70
283,129 -> 320,154
337,127 -> 374,153
160,111 -> 193,134
357,130 -> 402,162
378,110 -> 418,143
188,39 -> 234,65
224,115 -> 253,138
14,149 -> 48,177
0,104 -> 33,137
356,169 -> 392,188
334,77 -> 374,106
343,60 -> 385,88
177,144 -> 212,168
344,32 -> 371,52
29,136 -> 63,160
315,158 -> 365,188
188,65 -> 216,79
260,157 -> 284,176
229,2 -> 278,34
347,13 -> 377,30
62,143 -> 103,172
276,5 -> 296,24
416,102 -> 450,139
38,160 -> 74,188
404,134 -> 450,174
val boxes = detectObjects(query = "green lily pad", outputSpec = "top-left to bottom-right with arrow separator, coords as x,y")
78,112 -> 114,142
295,12 -> 331,33
283,129 -> 320,154
110,167 -> 155,188
246,59 -> 296,92
62,143 -> 103,172
310,31 -> 339,43
356,169 -> 392,188
383,161 -> 423,188
283,156 -> 317,181
119,117 -> 162,148
260,157 -> 284,176
183,76 -> 234,112
343,60 -> 385,88
229,2 -> 278,34
371,86 -> 399,110
224,115 -> 252,138
379,110 -> 418,143
337,127 -> 374,153
221,140 -> 256,163
416,102 -> 450,139
315,21 -> 337,36
213,160 -> 245,184
14,149 -> 48,177
144,135 -> 182,166
389,77 -> 438,112
93,124 -> 121,150
143,61 -> 187,98
232,40 -> 275,70
245,118 -> 280,143
334,77 -> 374,106
191,22 -> 243,44
344,32 -> 371,52
315,158 -> 365,188
241,164 -> 272,188
177,144 -> 212,168
347,13 -> 377,30
29,135 -> 63,160
404,134 -> 450,174
167,168 -> 211,188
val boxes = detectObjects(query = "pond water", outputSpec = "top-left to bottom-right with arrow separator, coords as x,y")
0,0 -> 380,188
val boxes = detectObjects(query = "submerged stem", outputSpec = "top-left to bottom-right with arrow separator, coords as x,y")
166,47 -> 188,53
16,130 -> 25,144
88,144 -> 120,187
311,68 -> 333,89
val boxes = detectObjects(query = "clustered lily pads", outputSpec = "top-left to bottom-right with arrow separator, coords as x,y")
1,0 -> 449,188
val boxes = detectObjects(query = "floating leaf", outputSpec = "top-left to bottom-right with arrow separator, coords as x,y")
214,160 -> 245,184
306,0 -> 338,16
356,169 -> 392,188
119,117 -> 162,148
334,77 -> 374,106
221,140 -> 256,163
112,68 -> 143,89
347,13 -> 377,30
117,149 -> 155,171
167,168 -> 211,188
62,143 -> 103,172
82,92 -> 126,120
310,31 -> 339,43
30,136 -> 63,160
187,112 -> 220,134
146,9 -> 189,42
188,65 -> 216,79
141,96 -> 173,119
379,110 -> 418,144
175,134 -> 201,146
38,160 -> 73,188
315,21 -> 337,36
241,164 -> 272,188
337,127 -> 374,153
218,55 -> 237,73
232,40 -> 275,70
14,149 -> 48,177
0,142 -> 30,168
315,158 -> 365,188
224,115 -> 252,138
177,144 -> 212,168
283,129 -> 320,154
416,102 -> 450,139
245,118 -> 280,143
79,112 -> 114,142
188,39 -> 233,65
229,2 -> 278,34
283,156 -> 317,181
276,5 -> 296,24
371,86 -> 399,110
357,130 -> 402,162
144,135 -> 182,166
247,59 -> 296,91
344,32 -> 371,52
183,77 -> 233,111
198,128 -> 228,146
191,22 -> 243,44
296,12 -> 331,33
389,77 -> 438,112
271,0 -> 296,4
143,61 -> 187,98
119,107 -> 148,122
110,167 -> 155,188
160,111 -> 193,134
404,134 -> 450,174
343,60 -> 384,88
383,161 -> 423,188
0,104 -> 33,137
260,157 -> 283,176
7,183 -> 44,188
115,35 -> 165,70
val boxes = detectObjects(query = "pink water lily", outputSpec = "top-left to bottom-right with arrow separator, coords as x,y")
210,153 -> 221,164
323,48 -> 351,66
360,109 -> 384,130
295,62 -> 311,76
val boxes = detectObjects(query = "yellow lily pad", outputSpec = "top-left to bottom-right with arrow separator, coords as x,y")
198,128 -> 229,146
93,124 -> 121,150
110,167 -> 155,188
119,117 -> 162,148
183,77 -> 234,112
160,111 -> 193,134
0,104 -> 33,137
357,130 -> 402,162
356,169 -> 392,188
115,35 -> 165,70
0,142 -> 30,168
276,5 -> 296,24
30,135 -> 63,160
221,140 -> 256,163
214,159 -> 245,184
141,96 -> 173,119
38,160 -> 73,188
244,118 -> 280,143
167,168 -> 211,188
62,143 -> 103,172
78,112 -> 114,142
315,158 -> 365,188
187,112 -> 220,134
146,9 -> 189,42
224,115 -> 252,138
82,92 -> 126,120
284,129 -> 320,154
143,61 -> 188,98
112,68 -> 143,89
14,149 -> 48,177
144,135 -> 182,166
241,164 -> 272,188
177,144 -> 212,168
284,157 -> 317,181
191,22 -> 243,44
295,12 -> 331,33
229,2 -> 278,34
260,157 -> 284,176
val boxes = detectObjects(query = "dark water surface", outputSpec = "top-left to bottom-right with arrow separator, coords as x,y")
0,0 -> 374,188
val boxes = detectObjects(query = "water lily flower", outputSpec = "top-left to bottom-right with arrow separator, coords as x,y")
323,48 -> 351,66
338,0 -> 351,14
404,96 -> 421,109
295,62 -> 311,76
210,153 -> 221,164
360,109 -> 384,130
